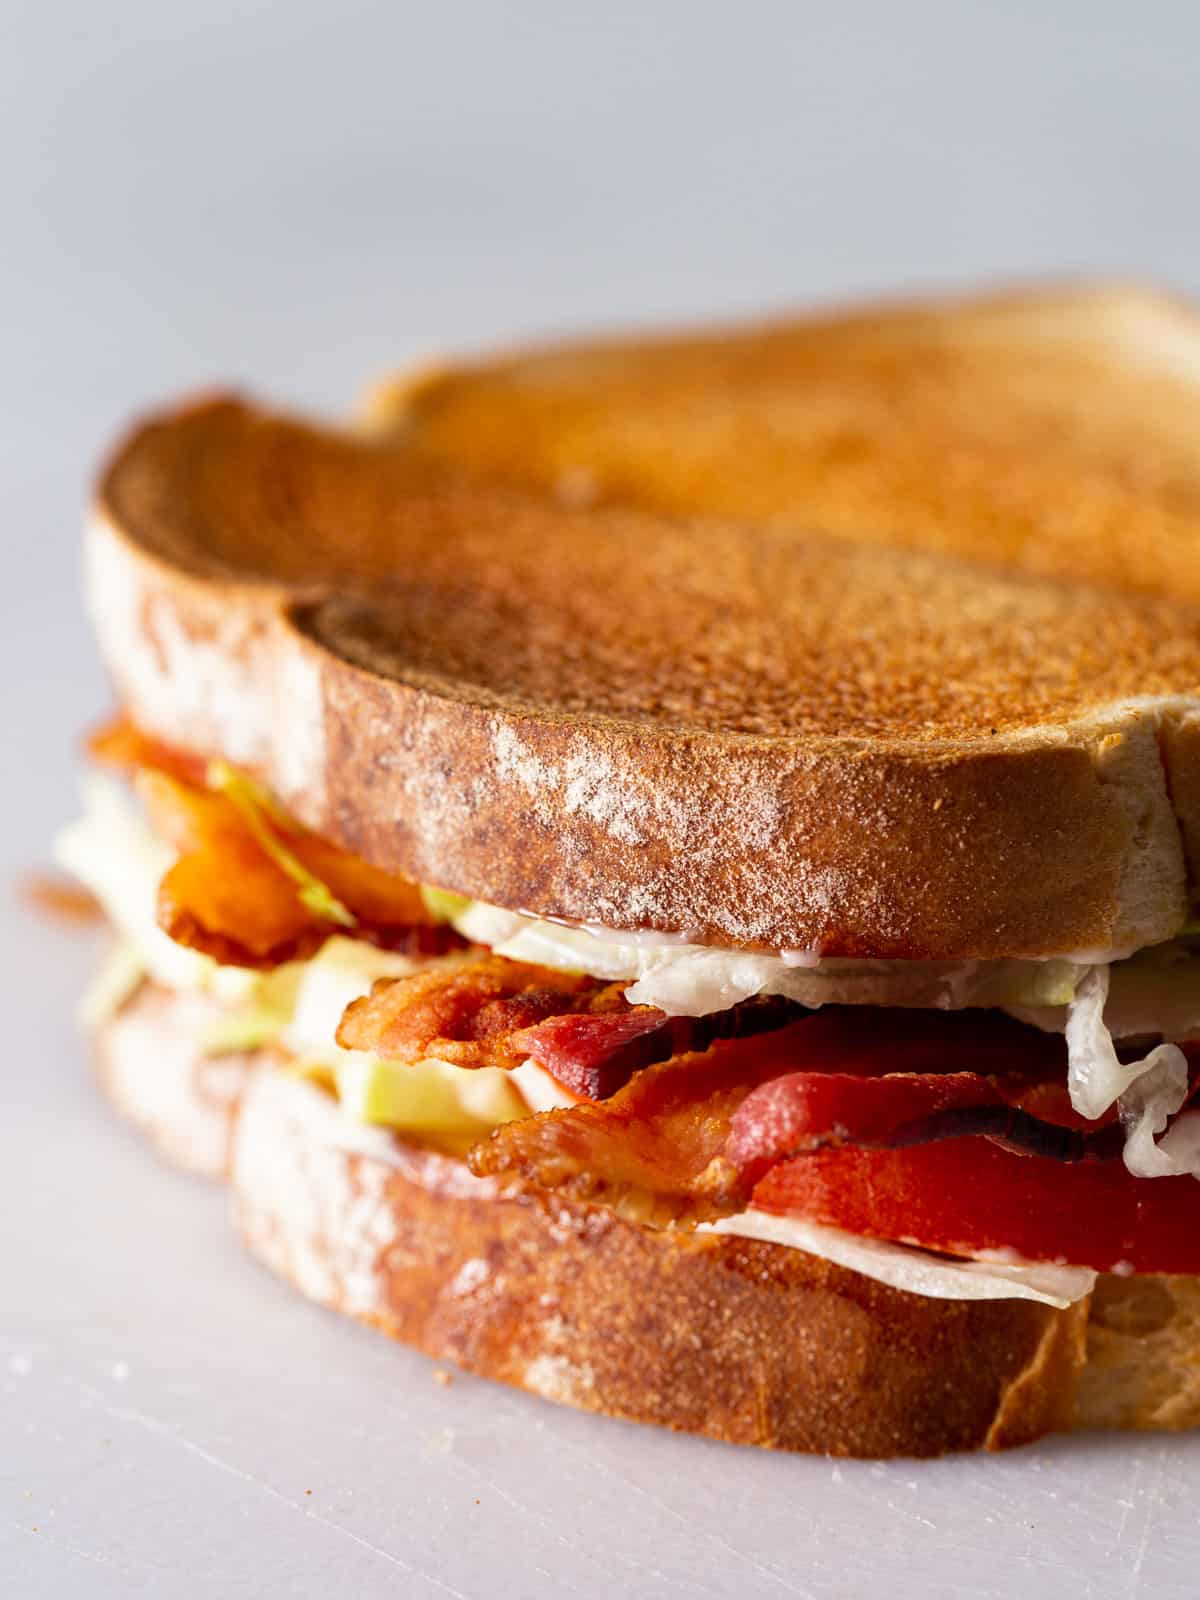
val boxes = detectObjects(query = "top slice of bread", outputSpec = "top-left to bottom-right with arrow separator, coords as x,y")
372,282 -> 1200,606
90,286 -> 1200,958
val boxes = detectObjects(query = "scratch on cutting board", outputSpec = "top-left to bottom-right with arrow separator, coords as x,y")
15,1523 -> 150,1576
549,1429 -> 816,1598
72,1383 -> 473,1599
1112,1455 -> 1144,1555
442,1413 -> 797,1599
436,1446 -> 648,1595
882,1499 -> 937,1533
1125,1445 -> 1168,1598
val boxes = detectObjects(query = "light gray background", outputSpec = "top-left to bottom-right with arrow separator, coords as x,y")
4,3 -> 1200,1595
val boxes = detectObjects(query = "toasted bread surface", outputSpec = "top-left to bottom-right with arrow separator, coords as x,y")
91,375 -> 1200,957
377,283 -> 1200,605
90,981 -> 1200,1456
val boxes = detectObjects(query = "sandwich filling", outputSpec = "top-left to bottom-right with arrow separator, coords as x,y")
59,718 -> 1200,1306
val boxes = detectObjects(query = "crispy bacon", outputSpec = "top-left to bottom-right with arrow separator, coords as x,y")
92,716 -> 441,968
143,771 -> 326,965
512,994 -> 804,1100
337,961 -> 809,1095
468,1024 -> 820,1224
509,1011 -> 672,1099
88,716 -> 209,787
469,1010 -> 1076,1226
336,956 -> 628,1069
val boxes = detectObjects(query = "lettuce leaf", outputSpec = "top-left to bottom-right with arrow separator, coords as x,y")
79,942 -> 145,1028
419,885 -> 472,923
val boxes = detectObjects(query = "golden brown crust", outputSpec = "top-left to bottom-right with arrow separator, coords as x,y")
378,281 -> 1200,607
1077,1274 -> 1200,1431
89,333 -> 1200,956
230,1063 -> 1082,1458
90,983 -> 1200,1455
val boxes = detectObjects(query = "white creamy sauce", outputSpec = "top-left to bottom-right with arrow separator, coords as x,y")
701,1213 -> 1097,1308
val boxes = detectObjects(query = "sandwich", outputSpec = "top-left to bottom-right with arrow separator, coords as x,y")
58,283 -> 1200,1459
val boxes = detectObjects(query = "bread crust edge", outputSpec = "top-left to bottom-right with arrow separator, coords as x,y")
92,983 -> 1200,1455
76,984 -> 1126,1457
85,486 -> 1194,959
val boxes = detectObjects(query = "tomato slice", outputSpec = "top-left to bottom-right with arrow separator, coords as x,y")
753,1138 -> 1200,1274
726,1069 -> 1060,1189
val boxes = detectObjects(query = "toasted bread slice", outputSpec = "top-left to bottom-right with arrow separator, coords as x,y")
91,383 -> 1200,958
91,980 -> 1200,1455
370,282 -> 1200,604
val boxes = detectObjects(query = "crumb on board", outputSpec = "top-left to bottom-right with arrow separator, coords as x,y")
18,872 -> 102,921
432,1368 -> 454,1387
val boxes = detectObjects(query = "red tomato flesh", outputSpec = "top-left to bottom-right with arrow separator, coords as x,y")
753,1137 -> 1200,1274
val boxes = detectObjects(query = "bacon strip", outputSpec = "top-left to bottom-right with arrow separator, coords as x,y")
142,771 -> 323,965
92,716 -> 441,968
510,1011 -> 673,1099
469,1024 -> 820,1224
511,993 -> 803,1099
469,1011 -> 1075,1225
88,716 -> 209,786
339,961 -> 809,1095
337,956 -> 628,1069
21,873 -> 103,922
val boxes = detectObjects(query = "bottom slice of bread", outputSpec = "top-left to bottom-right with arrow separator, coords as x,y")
91,982 -> 1200,1456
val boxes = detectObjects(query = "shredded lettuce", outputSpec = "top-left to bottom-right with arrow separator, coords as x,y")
199,961 -> 305,1053
1064,966 -> 1192,1124
280,937 -> 416,1063
79,942 -> 146,1028
1065,968 -> 1144,1120
281,939 -> 527,1132
1060,966 -> 1200,1178
1158,1111 -> 1200,1174
1119,1048 -> 1191,1177
199,1001 -> 294,1055
206,761 -> 356,928
419,885 -> 472,924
